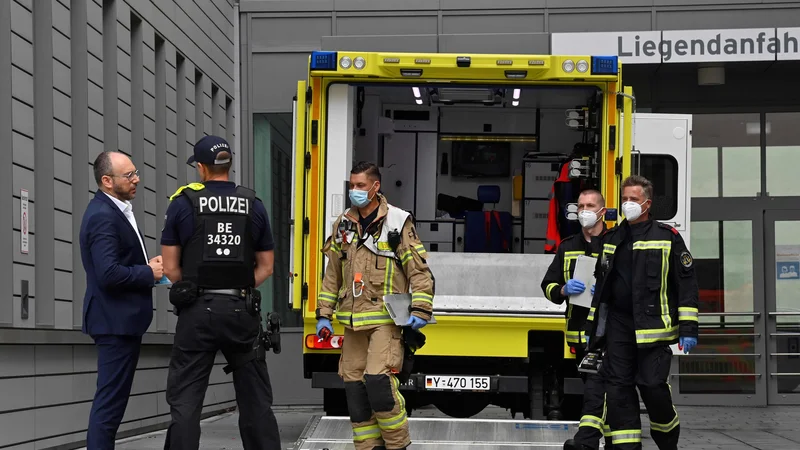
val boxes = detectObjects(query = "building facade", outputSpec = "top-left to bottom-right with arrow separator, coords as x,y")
239,0 -> 800,412
1,0 -> 241,448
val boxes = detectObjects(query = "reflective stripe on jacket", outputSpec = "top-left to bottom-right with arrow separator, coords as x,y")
540,230 -> 603,347
586,219 -> 700,348
317,195 -> 435,331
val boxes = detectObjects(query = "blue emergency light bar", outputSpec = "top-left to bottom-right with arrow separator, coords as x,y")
591,56 -> 618,75
311,51 -> 338,70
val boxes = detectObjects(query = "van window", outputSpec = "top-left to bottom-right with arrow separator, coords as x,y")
637,154 -> 678,221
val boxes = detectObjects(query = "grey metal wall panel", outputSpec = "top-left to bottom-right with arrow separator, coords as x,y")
55,120 -> 72,155
11,67 -> 33,106
55,300 -> 73,329
53,32 -> 71,68
0,410 -> 35,446
335,0 -> 439,11
11,1 -> 32,43
240,0 -> 334,12
119,125 -> 132,155
88,108 -> 103,141
336,15 -> 438,36
119,98 -> 132,129
12,99 -> 34,139
12,293 -> 35,327
87,24 -> 103,61
441,0 -> 546,8
53,60 -> 71,95
54,240 -> 72,272
118,48 -> 132,80
55,151 -> 72,183
194,0 -> 234,41
11,33 -> 33,74
118,73 -> 132,109
86,0 -> 102,31
0,376 -> 35,411
55,270 -> 72,301
88,54 -> 103,85
442,13 -> 545,34
250,53 -> 310,113
13,165 -> 34,201
549,11 -> 652,32
54,211 -> 72,241
12,132 -> 34,169
656,8 -> 800,30
547,0 -> 652,7
439,33 -> 551,54
250,17 -> 332,51
321,34 -> 439,52
54,89 -> 72,125
655,0 -> 761,5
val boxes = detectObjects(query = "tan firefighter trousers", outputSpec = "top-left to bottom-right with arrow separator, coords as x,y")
339,324 -> 409,450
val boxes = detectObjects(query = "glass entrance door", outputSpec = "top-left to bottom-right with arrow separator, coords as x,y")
765,209 -> 800,404
671,204 -> 767,406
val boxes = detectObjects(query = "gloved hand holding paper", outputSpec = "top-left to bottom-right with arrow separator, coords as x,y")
568,255 -> 597,309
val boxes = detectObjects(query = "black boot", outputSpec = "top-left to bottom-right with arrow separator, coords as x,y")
563,439 -> 595,450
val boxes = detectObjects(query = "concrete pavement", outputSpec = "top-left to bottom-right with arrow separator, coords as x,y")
106,405 -> 800,449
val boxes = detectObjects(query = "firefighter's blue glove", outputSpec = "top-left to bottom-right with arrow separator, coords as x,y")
564,279 -> 586,296
680,336 -> 697,354
316,318 -> 333,339
406,316 -> 428,331
591,284 -> 595,295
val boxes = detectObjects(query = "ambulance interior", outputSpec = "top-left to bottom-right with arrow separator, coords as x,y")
344,83 -> 607,255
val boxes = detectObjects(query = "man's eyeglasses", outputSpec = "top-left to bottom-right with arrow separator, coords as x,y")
112,170 -> 140,181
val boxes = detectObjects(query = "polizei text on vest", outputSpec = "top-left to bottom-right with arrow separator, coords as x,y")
199,196 -> 250,214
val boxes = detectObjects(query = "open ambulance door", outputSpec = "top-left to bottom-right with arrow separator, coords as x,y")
629,113 -> 693,245
289,81 -> 307,311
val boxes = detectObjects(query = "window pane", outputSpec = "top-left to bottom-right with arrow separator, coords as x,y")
691,147 -> 718,198
681,220 -> 756,394
766,113 -> 800,196
254,113 -> 301,328
773,220 -> 800,393
722,146 -> 760,197
639,155 -> 677,220
691,113 -> 761,198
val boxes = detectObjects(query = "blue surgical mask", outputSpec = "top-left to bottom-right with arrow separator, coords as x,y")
349,183 -> 376,207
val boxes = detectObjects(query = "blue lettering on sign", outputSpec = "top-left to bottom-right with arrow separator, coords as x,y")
514,423 -> 570,431
777,261 -> 800,281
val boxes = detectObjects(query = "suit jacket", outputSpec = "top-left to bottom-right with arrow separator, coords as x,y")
80,191 -> 155,336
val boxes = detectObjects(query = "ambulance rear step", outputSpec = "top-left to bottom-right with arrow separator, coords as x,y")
291,416 -> 593,449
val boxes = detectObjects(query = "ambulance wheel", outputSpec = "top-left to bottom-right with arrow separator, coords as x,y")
434,395 -> 489,418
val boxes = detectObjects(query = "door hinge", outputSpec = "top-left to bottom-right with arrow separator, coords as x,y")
614,157 -> 622,175
311,120 -> 319,145
306,86 -> 312,104
301,283 -> 309,300
304,152 -> 311,170
303,217 -> 310,234
616,93 -> 624,110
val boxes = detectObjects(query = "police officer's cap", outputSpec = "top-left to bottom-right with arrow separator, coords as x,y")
187,135 -> 232,165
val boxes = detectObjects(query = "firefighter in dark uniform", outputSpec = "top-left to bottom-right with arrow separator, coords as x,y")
584,175 -> 699,450
540,189 -> 614,450
160,136 -> 281,450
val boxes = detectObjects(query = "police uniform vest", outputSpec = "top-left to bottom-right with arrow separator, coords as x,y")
179,185 -> 257,289
335,205 -> 411,259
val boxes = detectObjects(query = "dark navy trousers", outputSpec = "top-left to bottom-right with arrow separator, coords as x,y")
87,335 -> 142,449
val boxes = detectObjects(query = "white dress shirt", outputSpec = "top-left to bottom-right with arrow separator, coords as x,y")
104,192 -> 148,263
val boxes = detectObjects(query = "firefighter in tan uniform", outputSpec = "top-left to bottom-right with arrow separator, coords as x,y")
315,161 -> 434,450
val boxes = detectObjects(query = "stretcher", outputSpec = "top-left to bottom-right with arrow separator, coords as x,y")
291,416 -> 593,449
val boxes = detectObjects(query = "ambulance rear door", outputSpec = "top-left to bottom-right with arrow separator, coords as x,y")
629,113 -> 693,245
289,81 -> 307,311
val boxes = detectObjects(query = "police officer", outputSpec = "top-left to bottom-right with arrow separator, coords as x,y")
160,135 -> 280,449
315,161 -> 435,450
540,189 -> 614,450
585,175 -> 699,450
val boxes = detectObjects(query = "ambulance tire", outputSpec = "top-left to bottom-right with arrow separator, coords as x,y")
434,394 -> 489,418
323,388 -> 349,417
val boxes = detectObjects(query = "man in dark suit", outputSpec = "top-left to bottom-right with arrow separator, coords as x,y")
80,150 -> 164,449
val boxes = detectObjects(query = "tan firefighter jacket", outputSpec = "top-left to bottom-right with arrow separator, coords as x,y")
317,195 -> 435,331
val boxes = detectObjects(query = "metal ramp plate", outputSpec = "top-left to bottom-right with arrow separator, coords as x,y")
292,416 -> 583,449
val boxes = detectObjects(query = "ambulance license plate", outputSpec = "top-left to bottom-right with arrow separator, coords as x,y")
424,375 -> 490,391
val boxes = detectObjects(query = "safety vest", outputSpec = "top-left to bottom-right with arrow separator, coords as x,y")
335,205 -> 411,259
